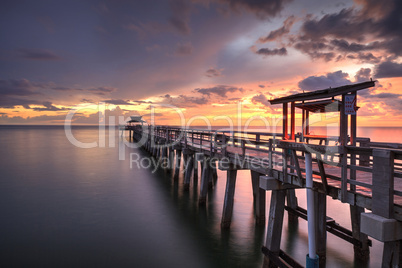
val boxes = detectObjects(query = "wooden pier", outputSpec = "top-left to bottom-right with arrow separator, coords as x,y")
125,81 -> 402,267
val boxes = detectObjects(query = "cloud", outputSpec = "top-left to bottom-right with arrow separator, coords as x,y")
0,79 -> 39,96
219,0 -> 293,19
258,15 -> 296,42
0,97 -> 41,109
346,52 -> 381,64
205,68 -> 223,77
251,93 -> 270,106
103,99 -> 135,105
159,94 -> 209,107
16,48 -> 61,60
32,102 -> 68,111
374,61 -> 402,78
194,85 -> 243,97
86,86 -> 117,96
294,0 -> 402,61
175,42 -> 193,55
258,85 -> 265,88
298,70 -> 351,91
254,47 -> 287,56
168,0 -> 192,35
354,68 -> 372,82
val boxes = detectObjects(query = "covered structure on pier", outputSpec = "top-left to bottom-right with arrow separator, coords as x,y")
269,80 -> 376,146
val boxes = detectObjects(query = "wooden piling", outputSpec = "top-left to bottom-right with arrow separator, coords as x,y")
251,170 -> 265,225
315,191 -> 327,267
221,164 -> 237,228
183,154 -> 194,190
174,149 -> 182,178
382,240 -> 402,267
199,157 -> 211,205
286,189 -> 298,223
350,205 -> 370,259
263,189 -> 286,267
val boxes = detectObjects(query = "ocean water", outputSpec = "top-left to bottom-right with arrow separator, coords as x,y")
0,125 -> 400,267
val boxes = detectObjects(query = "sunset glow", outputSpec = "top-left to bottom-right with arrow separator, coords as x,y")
1,0 -> 402,127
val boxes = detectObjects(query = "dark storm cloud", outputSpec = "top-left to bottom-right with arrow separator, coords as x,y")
258,15 -> 296,42
219,0 -> 293,18
103,99 -> 134,105
255,47 -> 287,56
298,70 -> 351,91
375,61 -> 402,78
205,68 -> 223,77
251,93 -> 270,106
295,0 -> 402,64
16,48 -> 61,60
194,85 -> 243,97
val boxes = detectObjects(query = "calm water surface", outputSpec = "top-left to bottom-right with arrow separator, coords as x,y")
0,125 -> 400,267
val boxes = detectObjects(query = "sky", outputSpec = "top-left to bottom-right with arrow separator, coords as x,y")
1,0 -> 402,127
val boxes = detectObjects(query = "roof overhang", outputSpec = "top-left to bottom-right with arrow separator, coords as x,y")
269,80 -> 375,105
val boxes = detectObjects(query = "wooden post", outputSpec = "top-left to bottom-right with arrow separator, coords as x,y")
350,113 -> 357,192
315,191 -> 327,267
383,240 -> 402,267
211,159 -> 218,184
199,157 -> 211,205
286,189 -> 298,223
251,170 -> 266,225
359,138 -> 370,166
162,146 -> 168,170
183,154 -> 194,190
291,101 -> 295,140
340,95 -> 348,202
263,190 -> 286,267
372,149 -> 394,218
193,156 -> 198,180
283,103 -> 288,140
221,164 -> 237,228
168,147 -> 174,172
350,205 -> 370,260
174,149 -> 182,178
305,110 -> 310,136
302,109 -> 305,139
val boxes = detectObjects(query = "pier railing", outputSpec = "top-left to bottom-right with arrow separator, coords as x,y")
127,125 -> 402,220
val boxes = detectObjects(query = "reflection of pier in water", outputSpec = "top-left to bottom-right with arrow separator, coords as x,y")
126,81 -> 402,267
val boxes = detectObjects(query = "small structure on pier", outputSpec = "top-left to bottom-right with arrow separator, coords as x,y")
264,80 -> 402,268
127,115 -> 146,126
